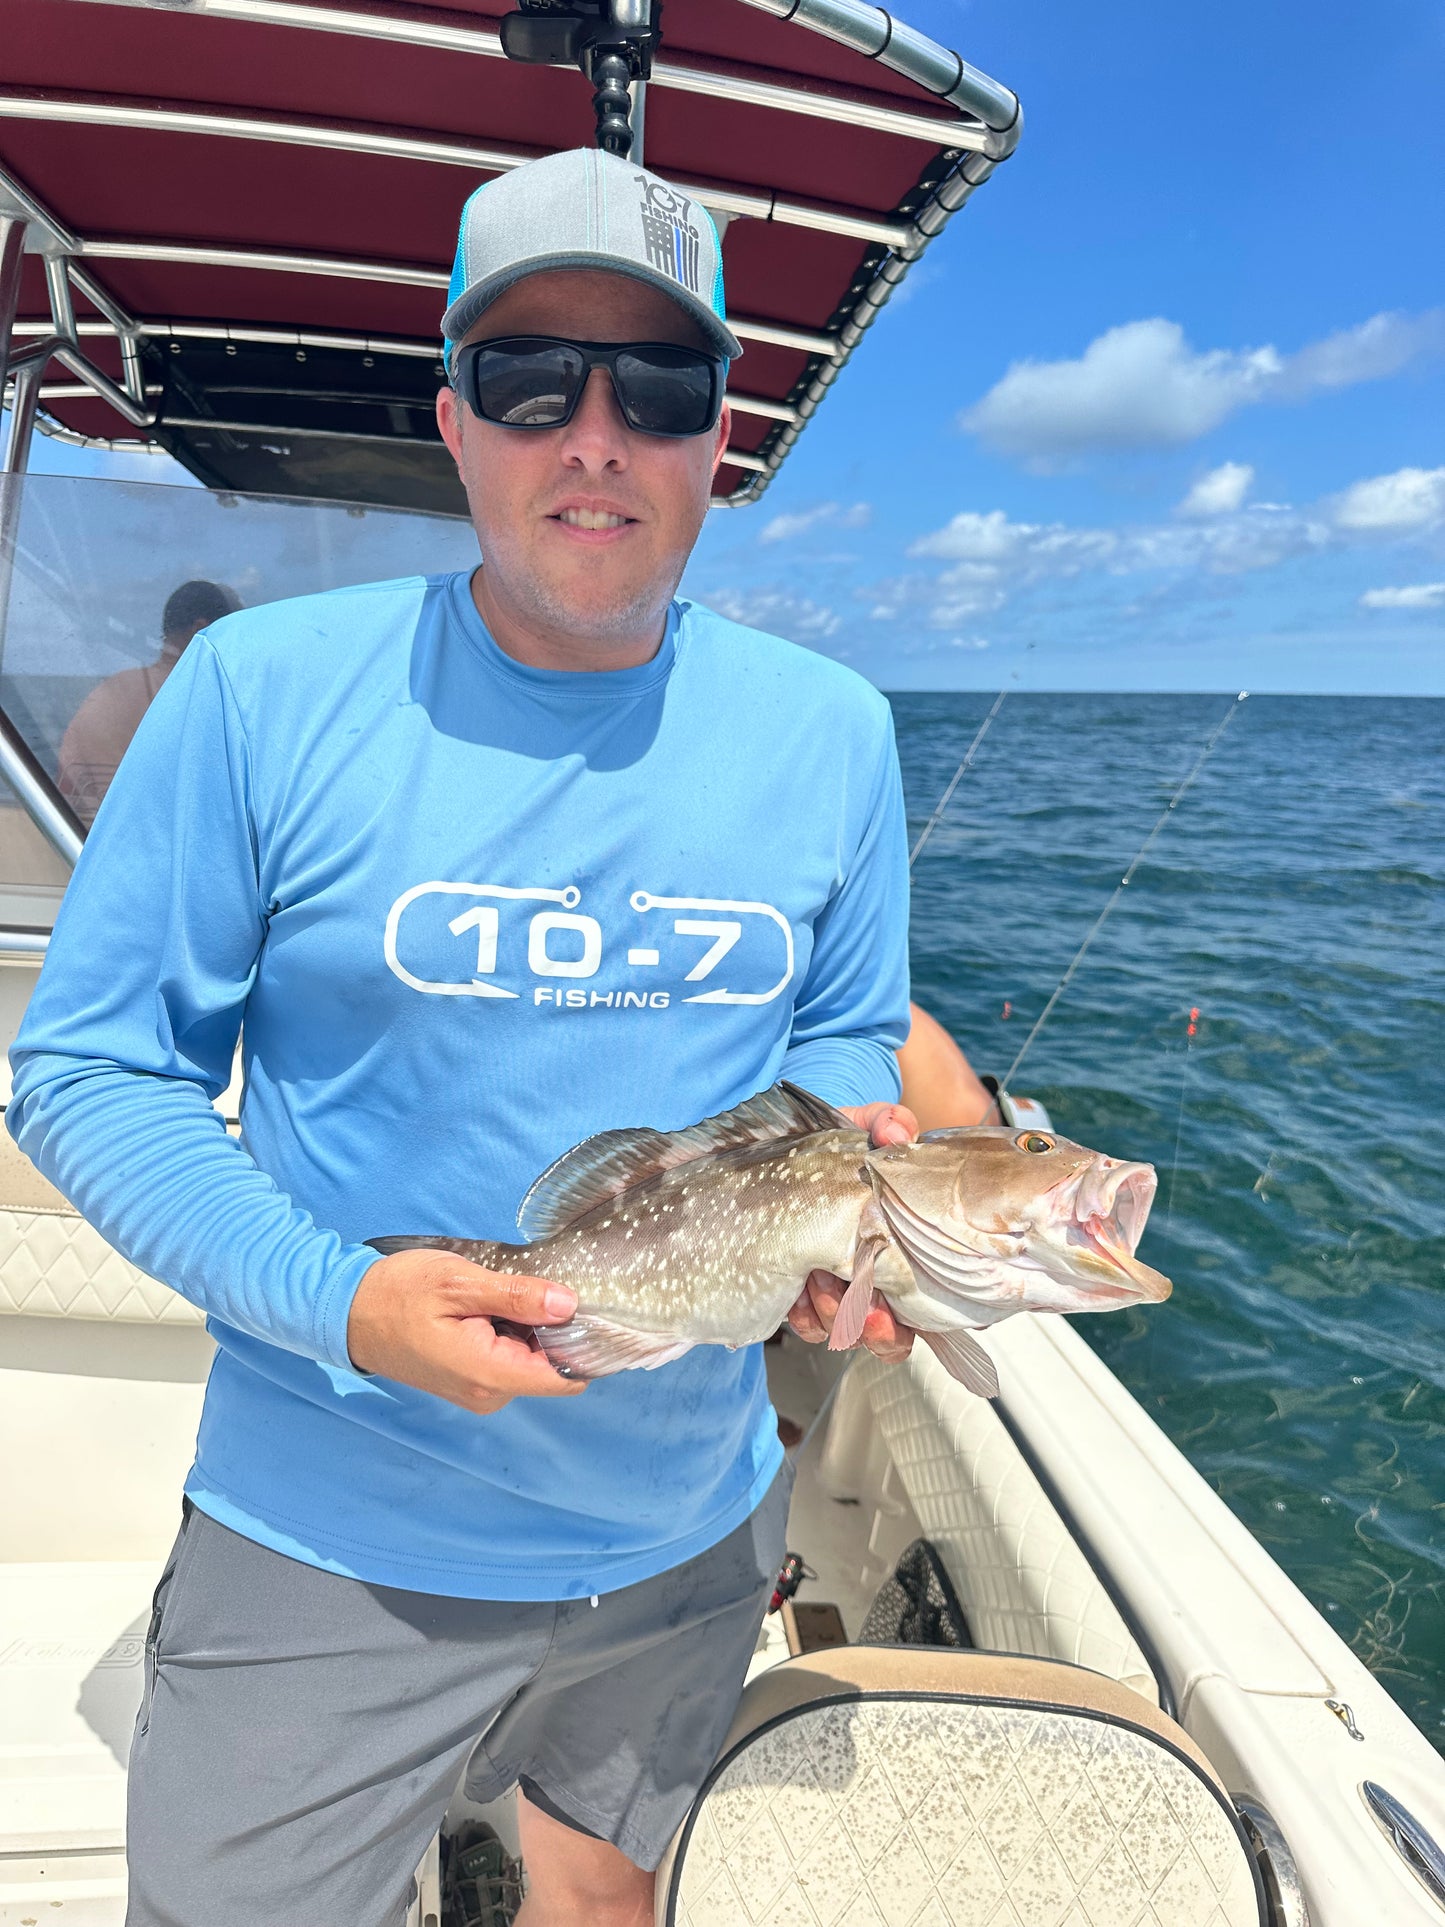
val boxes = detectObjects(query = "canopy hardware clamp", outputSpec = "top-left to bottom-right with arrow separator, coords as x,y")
500,1 -> 661,159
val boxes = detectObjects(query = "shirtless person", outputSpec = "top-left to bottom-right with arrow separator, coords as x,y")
57,579 -> 241,823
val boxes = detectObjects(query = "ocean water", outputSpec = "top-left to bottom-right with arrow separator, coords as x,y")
893,691 -> 1445,1754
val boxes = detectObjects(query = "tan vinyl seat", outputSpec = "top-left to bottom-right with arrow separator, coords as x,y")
656,1647 -> 1264,1926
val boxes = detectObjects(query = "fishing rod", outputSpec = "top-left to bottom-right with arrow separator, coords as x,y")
1002,691 -> 1249,1088
908,688 -> 1009,868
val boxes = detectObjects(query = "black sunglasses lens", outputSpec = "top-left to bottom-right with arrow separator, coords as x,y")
468,341 -> 585,427
614,347 -> 719,435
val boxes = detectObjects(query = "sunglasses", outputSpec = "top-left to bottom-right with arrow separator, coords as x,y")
452,335 -> 726,439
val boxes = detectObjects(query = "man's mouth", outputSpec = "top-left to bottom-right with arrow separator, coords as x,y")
551,507 -> 634,531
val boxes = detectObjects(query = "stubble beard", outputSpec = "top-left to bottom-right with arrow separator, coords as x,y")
519,565 -> 676,649
481,524 -> 686,657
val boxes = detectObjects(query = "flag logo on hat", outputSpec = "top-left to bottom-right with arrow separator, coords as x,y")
441,147 -> 742,366
637,176 -> 701,296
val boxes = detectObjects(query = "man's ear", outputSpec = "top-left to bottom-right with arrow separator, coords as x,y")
709,398 -> 733,485
436,385 -> 465,469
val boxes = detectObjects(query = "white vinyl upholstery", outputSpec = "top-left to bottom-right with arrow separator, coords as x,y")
861,1351 -> 1158,1703
659,1649 -> 1263,1927
0,1129 -> 201,1325
0,1208 -> 203,1324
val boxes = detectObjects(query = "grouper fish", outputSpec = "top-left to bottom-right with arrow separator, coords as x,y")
369,1083 -> 1171,1398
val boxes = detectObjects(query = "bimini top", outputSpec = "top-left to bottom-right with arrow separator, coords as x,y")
0,0 -> 1020,513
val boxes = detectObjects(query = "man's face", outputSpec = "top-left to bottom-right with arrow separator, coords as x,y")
436,270 -> 731,656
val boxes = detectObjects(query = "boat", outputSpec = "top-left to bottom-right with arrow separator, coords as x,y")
2,3 -> 1443,1923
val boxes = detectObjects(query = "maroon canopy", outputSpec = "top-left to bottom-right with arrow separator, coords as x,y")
0,0 -> 1018,511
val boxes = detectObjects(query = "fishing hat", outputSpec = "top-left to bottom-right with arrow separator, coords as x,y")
441,148 -> 742,370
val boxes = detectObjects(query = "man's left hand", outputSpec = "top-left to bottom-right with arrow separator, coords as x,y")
785,1101 -> 918,1363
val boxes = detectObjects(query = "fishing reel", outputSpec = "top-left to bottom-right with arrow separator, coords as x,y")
767,1551 -> 816,1615
500,1 -> 662,159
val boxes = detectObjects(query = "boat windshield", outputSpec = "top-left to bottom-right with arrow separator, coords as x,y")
0,472 -> 478,867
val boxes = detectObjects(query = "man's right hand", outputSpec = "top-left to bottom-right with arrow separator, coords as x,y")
347,1247 -> 586,1415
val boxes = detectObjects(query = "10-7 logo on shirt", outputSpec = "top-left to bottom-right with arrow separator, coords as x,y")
384,882 -> 795,1008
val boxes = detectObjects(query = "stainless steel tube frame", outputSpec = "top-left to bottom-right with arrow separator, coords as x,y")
0,924 -> 50,959
0,695 -> 85,868
0,96 -> 910,248
722,146 -> 1004,505
58,0 -> 982,146
0,215 -> 26,390
734,0 -> 1020,155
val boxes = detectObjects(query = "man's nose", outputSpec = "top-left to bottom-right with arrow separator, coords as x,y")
558,367 -> 631,468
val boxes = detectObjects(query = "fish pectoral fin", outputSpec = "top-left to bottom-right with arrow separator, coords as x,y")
534,1317 -> 694,1381
828,1225 -> 888,1354
920,1327 -> 1000,1399
827,1269 -> 876,1353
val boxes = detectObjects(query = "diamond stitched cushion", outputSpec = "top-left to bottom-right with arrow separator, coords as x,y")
660,1652 -> 1263,1927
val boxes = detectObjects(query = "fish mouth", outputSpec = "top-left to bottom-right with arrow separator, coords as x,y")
1065,1162 -> 1171,1302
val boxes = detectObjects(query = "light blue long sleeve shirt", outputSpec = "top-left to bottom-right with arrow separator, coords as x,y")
9,574 -> 910,1598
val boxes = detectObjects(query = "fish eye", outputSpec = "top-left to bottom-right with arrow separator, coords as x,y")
1017,1132 -> 1055,1154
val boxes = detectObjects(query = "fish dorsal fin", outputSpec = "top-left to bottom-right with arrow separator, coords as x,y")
517,1081 -> 850,1241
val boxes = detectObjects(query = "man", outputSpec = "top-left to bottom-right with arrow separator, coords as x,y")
57,578 -> 242,823
9,148 -> 916,1927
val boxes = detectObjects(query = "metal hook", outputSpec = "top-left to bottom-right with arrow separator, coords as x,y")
1325,1698 -> 1364,1741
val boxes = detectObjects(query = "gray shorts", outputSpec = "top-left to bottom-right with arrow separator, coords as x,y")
126,1469 -> 791,1927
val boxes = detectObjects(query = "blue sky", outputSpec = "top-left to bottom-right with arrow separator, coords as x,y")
683,0 -> 1445,693
17,0 -> 1445,693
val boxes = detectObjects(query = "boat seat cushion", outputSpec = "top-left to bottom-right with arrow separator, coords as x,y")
0,1127 -> 202,1323
657,1647 -> 1264,1926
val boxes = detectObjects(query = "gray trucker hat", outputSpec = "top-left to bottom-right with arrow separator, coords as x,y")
442,148 -> 742,368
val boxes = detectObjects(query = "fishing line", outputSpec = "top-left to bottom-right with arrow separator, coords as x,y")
908,688 -> 1009,868
1002,691 -> 1248,1088
792,1353 -> 856,1462
1166,1006 -> 1199,1234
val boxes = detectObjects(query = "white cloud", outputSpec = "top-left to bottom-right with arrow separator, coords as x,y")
1280,310 -> 1445,394
962,320 -> 1280,459
909,509 -> 1020,563
758,500 -> 871,545
1179,462 -> 1254,517
927,583 -> 1009,626
903,501 -> 1324,601
1131,505 -> 1330,576
703,586 -> 840,641
909,510 -> 1116,574
962,309 -> 1445,462
885,456 -> 1445,630
1331,466 -> 1445,534
1359,582 -> 1445,610
897,462 -> 1445,629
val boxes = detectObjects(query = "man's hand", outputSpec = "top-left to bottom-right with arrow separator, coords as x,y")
348,1247 -> 585,1415
843,1100 -> 917,1149
785,1100 -> 919,1362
